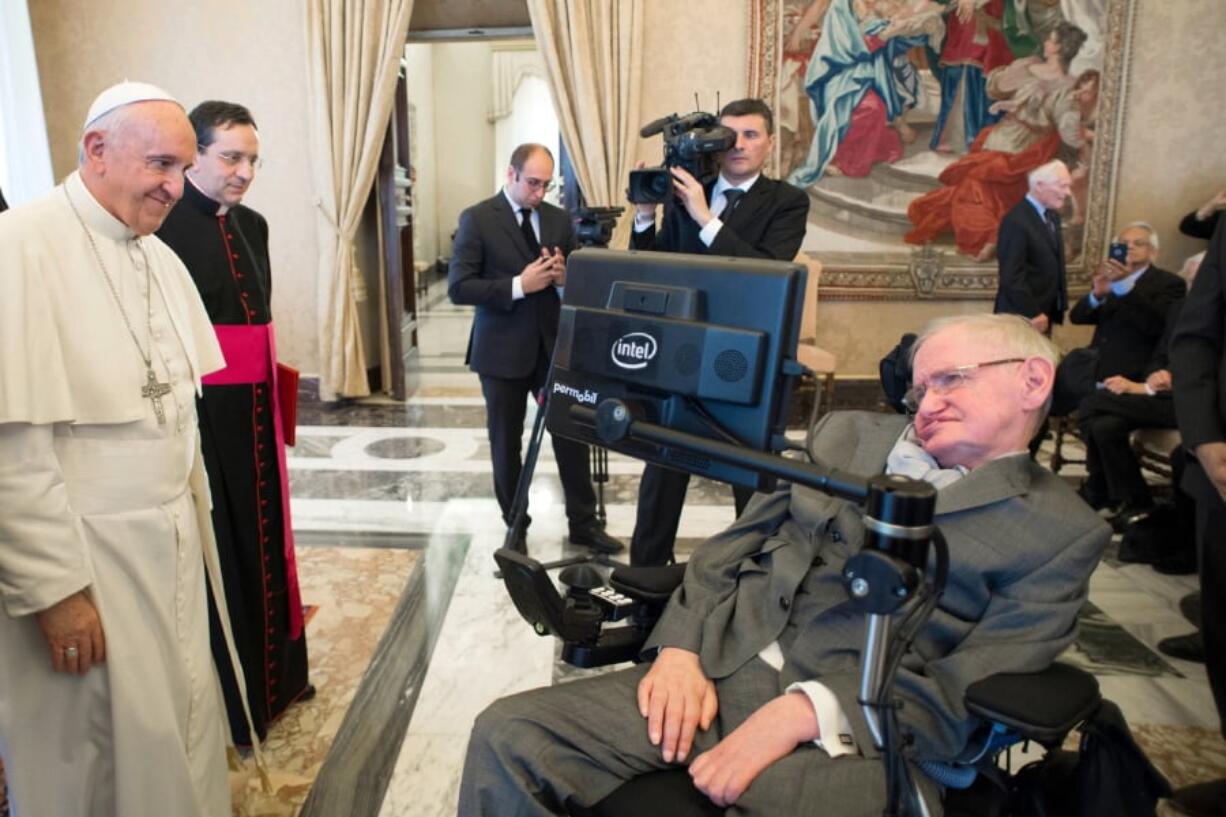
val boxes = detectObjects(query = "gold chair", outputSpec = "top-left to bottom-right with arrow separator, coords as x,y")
794,255 -> 837,429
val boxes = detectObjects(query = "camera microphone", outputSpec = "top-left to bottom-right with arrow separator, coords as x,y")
639,115 -> 674,138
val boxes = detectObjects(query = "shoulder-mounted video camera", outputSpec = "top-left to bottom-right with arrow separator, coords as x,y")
572,205 -> 625,248
627,111 -> 736,204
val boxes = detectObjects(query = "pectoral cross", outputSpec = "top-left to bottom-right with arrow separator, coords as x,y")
142,366 -> 172,425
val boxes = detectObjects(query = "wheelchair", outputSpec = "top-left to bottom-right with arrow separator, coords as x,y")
495,550 -> 1104,817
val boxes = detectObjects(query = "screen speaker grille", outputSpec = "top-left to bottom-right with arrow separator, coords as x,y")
714,349 -> 748,382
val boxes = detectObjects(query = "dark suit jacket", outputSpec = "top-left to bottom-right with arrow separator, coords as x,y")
631,175 -> 809,260
1173,221 -> 1226,500
994,199 -> 1068,325
447,192 -> 576,379
1069,265 -> 1186,382
645,411 -> 1109,762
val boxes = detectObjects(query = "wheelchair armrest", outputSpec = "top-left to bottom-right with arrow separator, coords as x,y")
964,662 -> 1100,748
609,564 -> 687,603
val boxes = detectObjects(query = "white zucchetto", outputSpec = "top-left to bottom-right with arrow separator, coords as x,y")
83,81 -> 181,129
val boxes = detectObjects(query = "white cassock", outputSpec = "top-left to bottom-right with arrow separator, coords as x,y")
0,171 -> 239,816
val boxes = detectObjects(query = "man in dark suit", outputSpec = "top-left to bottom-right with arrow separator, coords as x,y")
628,98 -> 810,567
448,143 -> 620,553
994,159 -> 1072,335
1071,222 -> 1188,515
157,100 -> 311,745
1169,221 -> 1226,817
458,314 -> 1109,815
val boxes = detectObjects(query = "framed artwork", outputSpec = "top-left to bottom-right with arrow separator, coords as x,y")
748,0 -> 1136,300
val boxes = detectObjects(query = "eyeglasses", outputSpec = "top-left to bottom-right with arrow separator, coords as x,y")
204,147 -> 263,170
517,174 -> 554,192
902,358 -> 1025,413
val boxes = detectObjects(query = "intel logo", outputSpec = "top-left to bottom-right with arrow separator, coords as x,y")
611,332 -> 658,370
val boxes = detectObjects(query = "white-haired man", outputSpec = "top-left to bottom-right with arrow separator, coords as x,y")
994,160 -> 1072,335
1070,222 -> 1187,517
0,82 -> 235,816
459,314 -> 1109,816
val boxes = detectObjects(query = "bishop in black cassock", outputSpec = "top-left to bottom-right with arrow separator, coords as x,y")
157,102 -> 310,745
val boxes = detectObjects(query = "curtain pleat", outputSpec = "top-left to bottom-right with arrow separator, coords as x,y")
305,0 -> 414,400
527,0 -> 644,248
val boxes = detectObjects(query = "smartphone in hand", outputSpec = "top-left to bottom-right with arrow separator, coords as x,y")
1108,242 -> 1128,265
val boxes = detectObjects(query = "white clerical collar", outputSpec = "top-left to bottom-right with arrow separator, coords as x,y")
187,175 -> 229,215
712,173 -> 761,200
66,170 -> 136,242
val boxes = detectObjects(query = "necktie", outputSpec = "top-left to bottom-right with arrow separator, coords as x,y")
519,208 -> 541,256
1044,209 -> 1059,238
722,188 -> 745,218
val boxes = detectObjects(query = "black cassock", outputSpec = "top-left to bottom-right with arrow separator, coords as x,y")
159,181 -> 310,744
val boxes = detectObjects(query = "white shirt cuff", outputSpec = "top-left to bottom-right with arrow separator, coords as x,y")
512,275 -> 525,301
786,680 -> 859,758
698,216 -> 723,247
633,212 -> 655,233
1087,292 -> 1102,308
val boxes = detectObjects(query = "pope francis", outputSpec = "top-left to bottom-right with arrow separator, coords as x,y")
0,82 -> 249,816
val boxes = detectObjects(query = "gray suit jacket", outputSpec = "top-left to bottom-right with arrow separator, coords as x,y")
645,411 -> 1109,762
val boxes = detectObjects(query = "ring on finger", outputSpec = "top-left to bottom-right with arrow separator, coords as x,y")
63,644 -> 79,659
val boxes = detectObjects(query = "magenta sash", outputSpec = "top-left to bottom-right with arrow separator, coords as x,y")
202,323 -> 304,639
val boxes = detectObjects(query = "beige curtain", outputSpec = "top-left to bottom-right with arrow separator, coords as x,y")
305,0 -> 414,400
526,0 -> 644,248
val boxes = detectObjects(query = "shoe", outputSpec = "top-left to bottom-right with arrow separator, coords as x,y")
1108,503 -> 1151,534
569,524 -> 625,554
1181,592 -> 1203,627
1157,631 -> 1205,663
1170,779 -> 1226,816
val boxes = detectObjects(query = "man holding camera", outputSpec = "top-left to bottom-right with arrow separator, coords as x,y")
449,143 -> 622,554
1069,222 -> 1185,516
629,98 -> 810,567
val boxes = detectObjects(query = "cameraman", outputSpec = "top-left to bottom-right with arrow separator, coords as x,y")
630,98 -> 810,567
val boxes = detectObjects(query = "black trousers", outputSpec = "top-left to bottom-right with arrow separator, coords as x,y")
1078,392 -> 1176,507
479,354 -> 597,532
629,464 -> 753,567
1188,461 -> 1226,737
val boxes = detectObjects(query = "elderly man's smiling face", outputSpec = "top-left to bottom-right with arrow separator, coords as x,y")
910,325 -> 1052,470
83,100 -> 196,235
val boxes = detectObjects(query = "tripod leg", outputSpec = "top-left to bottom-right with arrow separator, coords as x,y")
506,394 -> 549,553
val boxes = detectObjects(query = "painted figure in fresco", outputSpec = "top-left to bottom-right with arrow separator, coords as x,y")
786,0 -> 945,187
926,0 -> 1016,155
904,21 -> 1088,260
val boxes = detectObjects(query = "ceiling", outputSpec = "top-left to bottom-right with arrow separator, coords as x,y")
409,0 -> 531,34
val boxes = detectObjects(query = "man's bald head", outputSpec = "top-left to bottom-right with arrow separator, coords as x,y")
78,100 -> 196,236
